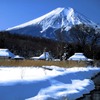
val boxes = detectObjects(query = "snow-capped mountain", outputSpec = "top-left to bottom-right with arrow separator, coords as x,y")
6,7 -> 98,40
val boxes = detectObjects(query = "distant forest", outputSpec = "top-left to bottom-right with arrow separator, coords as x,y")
0,24 -> 100,59
0,31 -> 66,58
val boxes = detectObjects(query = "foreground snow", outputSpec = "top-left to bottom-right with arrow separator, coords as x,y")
0,66 -> 100,100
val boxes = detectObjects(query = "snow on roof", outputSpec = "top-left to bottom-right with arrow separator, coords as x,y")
39,52 -> 50,59
13,55 -> 24,59
68,53 -> 88,61
0,66 -> 100,100
31,52 -> 52,60
0,49 -> 15,57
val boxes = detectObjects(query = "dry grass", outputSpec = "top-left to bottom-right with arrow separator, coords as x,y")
0,59 -> 87,68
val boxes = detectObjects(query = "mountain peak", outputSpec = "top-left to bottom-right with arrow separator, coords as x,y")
6,7 -> 75,30
7,7 -> 65,30
6,7 -> 98,39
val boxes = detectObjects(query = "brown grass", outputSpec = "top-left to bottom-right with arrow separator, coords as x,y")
0,59 -> 87,68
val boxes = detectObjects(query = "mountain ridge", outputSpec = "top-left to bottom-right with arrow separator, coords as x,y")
6,7 -> 99,40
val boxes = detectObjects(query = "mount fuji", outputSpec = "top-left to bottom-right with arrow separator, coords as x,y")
6,7 -> 98,40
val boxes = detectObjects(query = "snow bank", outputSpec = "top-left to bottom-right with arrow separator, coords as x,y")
0,66 -> 99,100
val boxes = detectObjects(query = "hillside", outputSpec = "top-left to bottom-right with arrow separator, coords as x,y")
1,24 -> 100,59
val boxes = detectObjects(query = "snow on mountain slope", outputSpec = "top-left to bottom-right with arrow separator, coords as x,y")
7,8 -> 64,30
6,7 -> 97,39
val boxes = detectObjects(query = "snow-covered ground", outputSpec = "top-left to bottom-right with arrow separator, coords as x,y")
0,66 -> 100,100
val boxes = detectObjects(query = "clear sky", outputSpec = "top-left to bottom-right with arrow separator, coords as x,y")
0,0 -> 100,30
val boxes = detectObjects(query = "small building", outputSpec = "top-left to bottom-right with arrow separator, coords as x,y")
13,55 -> 24,60
0,49 -> 15,59
31,52 -> 53,60
68,53 -> 88,61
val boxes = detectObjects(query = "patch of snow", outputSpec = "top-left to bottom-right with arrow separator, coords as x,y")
0,66 -> 99,100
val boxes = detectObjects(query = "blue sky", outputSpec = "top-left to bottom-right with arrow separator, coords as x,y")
0,0 -> 100,30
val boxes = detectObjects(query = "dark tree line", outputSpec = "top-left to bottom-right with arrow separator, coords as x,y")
0,31 -> 66,58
